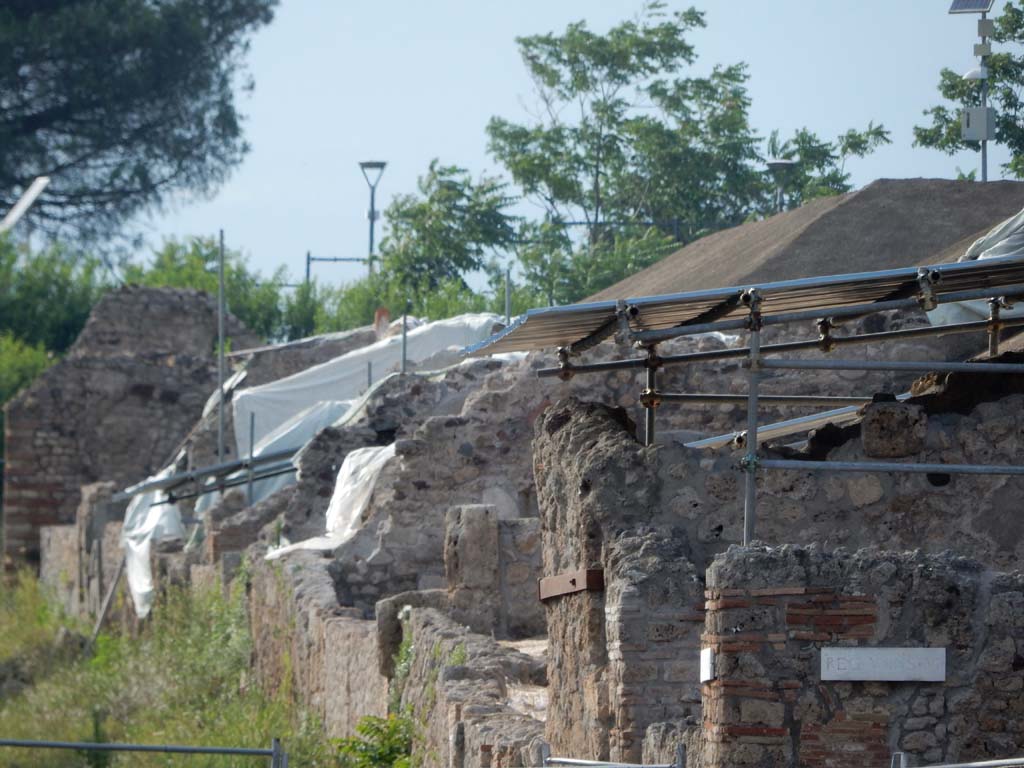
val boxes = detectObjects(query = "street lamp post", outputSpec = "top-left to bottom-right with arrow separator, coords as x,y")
359,161 -> 387,274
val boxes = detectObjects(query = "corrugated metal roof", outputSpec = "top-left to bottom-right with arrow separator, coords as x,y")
466,253 -> 1024,356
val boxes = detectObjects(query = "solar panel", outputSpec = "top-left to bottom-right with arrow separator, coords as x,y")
949,0 -> 994,13
465,252 -> 1024,356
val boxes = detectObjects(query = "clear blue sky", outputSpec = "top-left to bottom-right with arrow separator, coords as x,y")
143,0 -> 1012,286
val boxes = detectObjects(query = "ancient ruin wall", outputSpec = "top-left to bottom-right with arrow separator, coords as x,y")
700,545 -> 1024,768
531,384 -> 1024,763
248,551 -> 388,738
3,286 -> 256,564
398,607 -> 546,768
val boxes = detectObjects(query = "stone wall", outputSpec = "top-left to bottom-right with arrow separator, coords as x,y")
398,607 -> 547,768
248,551 -> 388,738
38,482 -> 127,622
699,545 -> 1024,768
531,374 -> 1024,763
3,286 -> 256,564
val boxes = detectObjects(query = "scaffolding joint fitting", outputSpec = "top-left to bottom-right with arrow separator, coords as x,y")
741,288 -> 763,331
739,454 -> 760,472
816,317 -> 837,352
556,348 -> 574,381
917,268 -> 941,312
640,389 -> 662,409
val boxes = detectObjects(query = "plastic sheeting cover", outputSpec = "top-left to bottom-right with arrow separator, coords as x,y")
232,314 -> 501,451
929,206 -> 1024,326
121,463 -> 186,618
265,443 -> 396,560
195,398 -> 356,515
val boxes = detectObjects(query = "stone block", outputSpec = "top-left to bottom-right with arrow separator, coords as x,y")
860,402 -> 927,458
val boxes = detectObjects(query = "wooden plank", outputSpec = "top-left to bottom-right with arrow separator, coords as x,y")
537,568 -> 604,602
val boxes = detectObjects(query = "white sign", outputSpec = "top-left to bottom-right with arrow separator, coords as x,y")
700,647 -> 715,682
821,647 -> 946,682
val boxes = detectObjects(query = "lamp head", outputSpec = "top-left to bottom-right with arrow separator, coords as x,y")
359,160 -> 387,187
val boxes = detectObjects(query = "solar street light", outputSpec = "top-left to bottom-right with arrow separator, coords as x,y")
0,176 -> 50,234
359,161 -> 387,275
949,0 -> 996,181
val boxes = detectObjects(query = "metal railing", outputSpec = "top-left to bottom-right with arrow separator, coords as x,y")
891,751 -> 1024,768
0,737 -> 288,766
543,742 -> 685,768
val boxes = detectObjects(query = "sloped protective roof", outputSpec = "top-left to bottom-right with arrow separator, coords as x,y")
467,253 -> 1024,356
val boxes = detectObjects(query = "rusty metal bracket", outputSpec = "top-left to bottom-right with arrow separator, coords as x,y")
538,568 -> 605,602
917,268 -> 941,312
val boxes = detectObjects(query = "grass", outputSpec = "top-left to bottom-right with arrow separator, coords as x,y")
0,570 -> 333,767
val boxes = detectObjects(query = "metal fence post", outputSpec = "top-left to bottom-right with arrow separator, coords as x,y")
890,751 -> 907,768
742,289 -> 762,546
247,412 -> 255,506
271,738 -> 282,768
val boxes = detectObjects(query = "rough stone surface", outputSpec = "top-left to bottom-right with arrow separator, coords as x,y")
248,551 -> 388,738
698,545 -> 1024,768
398,607 -> 547,768
531,385 -> 1024,762
860,402 -> 928,458
4,286 -> 256,564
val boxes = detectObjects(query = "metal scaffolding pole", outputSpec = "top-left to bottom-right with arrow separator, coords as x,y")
760,359 -> 1024,374
742,291 -> 762,546
217,229 -> 225,464
760,459 -> 1024,476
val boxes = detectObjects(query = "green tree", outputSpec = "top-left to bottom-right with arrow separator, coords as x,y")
486,2 -> 763,245
123,237 -> 285,340
0,236 -> 109,353
379,160 -> 518,294
0,0 -> 276,241
766,123 -> 892,211
914,2 -> 1024,177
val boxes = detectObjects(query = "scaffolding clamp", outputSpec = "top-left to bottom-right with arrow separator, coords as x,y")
556,348 -> 574,381
817,317 -> 837,352
741,289 -> 763,331
917,268 -> 941,311
739,453 -> 760,472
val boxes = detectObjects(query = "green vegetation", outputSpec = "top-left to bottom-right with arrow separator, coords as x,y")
334,715 -> 413,768
0,0 -> 277,242
0,571 -> 77,680
0,574 -> 332,767
915,1 -> 1024,178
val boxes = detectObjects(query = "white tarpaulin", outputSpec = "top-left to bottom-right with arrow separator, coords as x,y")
232,313 -> 501,451
196,398 -> 356,515
929,207 -> 1024,326
121,463 -> 186,618
265,443 -> 396,560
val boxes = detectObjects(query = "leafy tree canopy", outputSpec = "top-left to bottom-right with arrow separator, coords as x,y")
486,2 -> 765,244
914,1 -> 1024,177
0,236 -> 109,352
0,0 -> 276,241
123,236 -> 285,340
379,160 -> 518,295
766,123 -> 891,210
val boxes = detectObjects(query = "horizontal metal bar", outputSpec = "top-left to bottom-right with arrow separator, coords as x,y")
151,462 -> 298,507
538,357 -> 648,378
538,569 -> 604,602
683,392 -> 914,451
536,315 -> 1024,379
760,459 -> 1024,476
657,393 -> 872,406
919,758 -> 1024,768
547,762 -> 673,768
114,447 -> 297,501
632,282 -> 1024,344
760,359 -> 1024,374
0,739 -> 272,756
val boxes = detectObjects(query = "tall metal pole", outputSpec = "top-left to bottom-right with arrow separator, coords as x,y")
368,184 -> 377,275
401,299 -> 408,374
742,291 -> 762,546
981,12 -> 989,183
247,412 -> 255,506
217,230 -> 225,464
505,267 -> 512,325
305,251 -> 311,285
